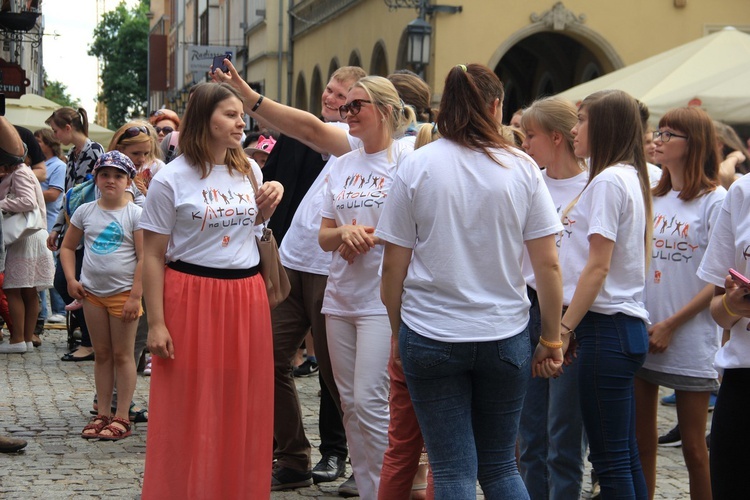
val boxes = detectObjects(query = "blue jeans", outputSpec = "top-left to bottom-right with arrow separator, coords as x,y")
519,288 -> 586,500
400,322 -> 531,500
576,311 -> 648,500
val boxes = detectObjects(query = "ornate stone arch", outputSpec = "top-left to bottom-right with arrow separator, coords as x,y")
488,2 -> 624,73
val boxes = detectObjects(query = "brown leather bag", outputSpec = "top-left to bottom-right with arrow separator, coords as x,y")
247,172 -> 291,309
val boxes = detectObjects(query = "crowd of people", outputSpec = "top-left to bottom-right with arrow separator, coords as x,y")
1,56 -> 749,500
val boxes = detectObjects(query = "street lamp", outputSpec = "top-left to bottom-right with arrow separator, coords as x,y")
406,17 -> 432,77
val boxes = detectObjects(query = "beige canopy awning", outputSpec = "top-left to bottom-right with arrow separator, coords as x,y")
557,27 -> 750,125
5,93 -> 115,146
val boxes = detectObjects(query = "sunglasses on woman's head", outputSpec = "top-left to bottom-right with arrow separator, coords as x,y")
118,126 -> 149,143
155,126 -> 174,135
339,99 -> 372,120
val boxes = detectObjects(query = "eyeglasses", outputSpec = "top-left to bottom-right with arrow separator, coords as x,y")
653,130 -> 688,143
155,126 -> 174,135
117,126 -> 149,145
339,99 -> 372,120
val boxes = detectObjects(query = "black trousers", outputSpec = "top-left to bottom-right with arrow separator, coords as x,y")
710,367 -> 750,499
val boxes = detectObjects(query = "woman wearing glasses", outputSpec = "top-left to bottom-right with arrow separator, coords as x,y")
214,62 -> 415,499
108,123 -> 164,196
148,108 -> 181,142
634,108 -> 725,500
559,90 -> 653,498
45,107 -> 105,362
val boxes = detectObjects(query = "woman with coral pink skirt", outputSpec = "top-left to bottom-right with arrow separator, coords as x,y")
139,82 -> 283,499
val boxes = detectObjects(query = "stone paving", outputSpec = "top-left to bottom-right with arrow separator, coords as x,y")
0,327 -> 697,498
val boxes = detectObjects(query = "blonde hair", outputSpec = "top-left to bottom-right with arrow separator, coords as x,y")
108,121 -> 161,161
352,76 -> 416,140
521,96 -> 579,159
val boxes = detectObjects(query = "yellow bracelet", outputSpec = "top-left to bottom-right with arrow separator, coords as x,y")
722,293 -> 740,317
539,336 -> 563,349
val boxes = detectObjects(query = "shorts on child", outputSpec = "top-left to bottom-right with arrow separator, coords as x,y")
85,291 -> 143,319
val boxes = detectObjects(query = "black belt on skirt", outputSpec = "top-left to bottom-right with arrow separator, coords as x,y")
167,260 -> 260,279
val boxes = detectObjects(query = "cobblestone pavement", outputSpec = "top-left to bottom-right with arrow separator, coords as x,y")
0,327 -> 698,498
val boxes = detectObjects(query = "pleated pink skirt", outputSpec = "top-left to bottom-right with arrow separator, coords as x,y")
142,268 -> 273,500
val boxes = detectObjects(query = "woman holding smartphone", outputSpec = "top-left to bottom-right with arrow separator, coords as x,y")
696,172 -> 750,499
635,107 -> 725,500
559,89 -> 653,498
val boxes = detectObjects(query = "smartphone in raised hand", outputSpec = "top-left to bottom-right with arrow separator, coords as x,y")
212,52 -> 232,74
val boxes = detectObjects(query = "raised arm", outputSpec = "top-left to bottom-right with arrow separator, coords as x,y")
213,60 -> 352,157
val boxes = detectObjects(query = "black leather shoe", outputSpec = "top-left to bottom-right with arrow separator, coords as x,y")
311,455 -> 346,484
270,467 -> 312,491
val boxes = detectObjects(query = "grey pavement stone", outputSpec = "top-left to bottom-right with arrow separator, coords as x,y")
0,328 -> 697,498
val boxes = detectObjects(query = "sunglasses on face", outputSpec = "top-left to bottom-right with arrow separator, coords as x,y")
339,99 -> 372,120
155,126 -> 174,135
653,130 -> 688,143
118,126 -> 149,143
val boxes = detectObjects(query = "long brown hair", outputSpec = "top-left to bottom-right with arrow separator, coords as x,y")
45,107 -> 90,137
580,90 -> 653,263
436,64 -> 509,163
652,107 -> 719,201
180,82 -> 251,178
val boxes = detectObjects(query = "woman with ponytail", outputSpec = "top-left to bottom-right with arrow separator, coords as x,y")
45,107 -> 105,361
559,89 -> 653,498
377,64 -> 564,498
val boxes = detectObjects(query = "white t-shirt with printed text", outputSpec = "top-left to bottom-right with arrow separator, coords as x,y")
320,140 -> 413,316
697,174 -> 750,370
557,164 -> 649,321
376,139 -> 563,342
139,156 -> 263,269
71,200 -> 142,297
643,188 -> 726,378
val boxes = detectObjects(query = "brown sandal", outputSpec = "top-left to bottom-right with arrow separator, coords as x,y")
98,416 -> 132,441
82,414 -> 110,439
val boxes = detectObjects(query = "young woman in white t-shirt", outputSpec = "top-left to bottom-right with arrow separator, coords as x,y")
558,89 -> 654,498
696,172 -> 750,499
378,64 -> 564,499
518,96 -> 589,500
634,107 -> 725,500
140,83 -> 283,499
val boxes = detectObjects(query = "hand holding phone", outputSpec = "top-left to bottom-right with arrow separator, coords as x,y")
212,52 -> 232,74
729,268 -> 750,289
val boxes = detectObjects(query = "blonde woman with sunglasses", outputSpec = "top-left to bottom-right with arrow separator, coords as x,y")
108,123 -> 164,196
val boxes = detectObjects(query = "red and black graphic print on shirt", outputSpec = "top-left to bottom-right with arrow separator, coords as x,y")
194,185 -> 256,232
651,212 -> 699,270
334,171 -> 388,211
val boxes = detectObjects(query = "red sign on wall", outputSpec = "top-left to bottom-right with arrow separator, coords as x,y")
0,59 -> 30,98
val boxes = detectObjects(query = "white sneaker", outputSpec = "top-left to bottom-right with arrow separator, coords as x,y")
47,313 -> 66,324
0,342 -> 27,353
26,342 -> 34,350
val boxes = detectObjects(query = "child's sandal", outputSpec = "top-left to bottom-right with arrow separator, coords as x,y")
98,416 -> 132,441
81,414 -> 110,439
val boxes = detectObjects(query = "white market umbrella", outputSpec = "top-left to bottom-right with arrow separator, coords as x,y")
5,93 -> 115,146
556,27 -> 750,124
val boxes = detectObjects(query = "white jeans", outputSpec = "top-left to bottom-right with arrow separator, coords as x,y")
326,314 -> 391,500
